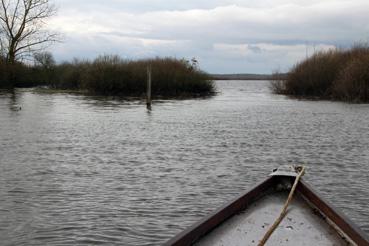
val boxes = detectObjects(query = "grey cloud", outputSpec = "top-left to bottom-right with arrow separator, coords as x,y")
49,0 -> 369,73
248,45 -> 262,53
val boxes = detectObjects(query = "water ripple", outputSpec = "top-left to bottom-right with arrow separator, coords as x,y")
0,81 -> 368,245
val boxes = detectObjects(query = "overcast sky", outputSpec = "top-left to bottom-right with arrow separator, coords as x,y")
47,0 -> 369,73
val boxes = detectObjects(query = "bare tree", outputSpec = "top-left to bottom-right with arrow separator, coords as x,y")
34,51 -> 54,68
0,0 -> 58,64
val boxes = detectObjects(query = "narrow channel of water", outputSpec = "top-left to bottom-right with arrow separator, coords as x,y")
0,81 -> 368,245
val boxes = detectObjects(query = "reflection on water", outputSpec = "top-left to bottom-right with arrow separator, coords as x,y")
0,81 -> 369,245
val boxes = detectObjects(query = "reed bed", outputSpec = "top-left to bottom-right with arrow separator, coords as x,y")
271,45 -> 369,102
0,55 -> 214,97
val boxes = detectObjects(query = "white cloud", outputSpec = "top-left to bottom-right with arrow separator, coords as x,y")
47,0 -> 369,73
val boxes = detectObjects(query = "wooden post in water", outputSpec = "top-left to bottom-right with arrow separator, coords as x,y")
146,65 -> 152,110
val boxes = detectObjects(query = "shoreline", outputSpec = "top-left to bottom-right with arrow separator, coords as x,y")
210,73 -> 287,80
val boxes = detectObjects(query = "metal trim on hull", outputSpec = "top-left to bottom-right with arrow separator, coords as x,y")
163,176 -> 369,246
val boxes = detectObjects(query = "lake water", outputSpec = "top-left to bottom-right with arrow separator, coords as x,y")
0,80 -> 368,245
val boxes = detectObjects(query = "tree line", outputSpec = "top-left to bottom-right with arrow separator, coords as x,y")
0,1 -> 214,96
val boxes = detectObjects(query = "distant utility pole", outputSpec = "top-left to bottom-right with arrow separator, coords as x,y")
305,42 -> 308,59
146,65 -> 152,110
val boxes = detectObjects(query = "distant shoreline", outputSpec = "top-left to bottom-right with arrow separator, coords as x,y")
210,73 -> 286,80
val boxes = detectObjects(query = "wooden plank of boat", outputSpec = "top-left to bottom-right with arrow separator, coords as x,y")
163,166 -> 369,246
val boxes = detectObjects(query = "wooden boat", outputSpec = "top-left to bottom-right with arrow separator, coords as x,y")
164,166 -> 369,246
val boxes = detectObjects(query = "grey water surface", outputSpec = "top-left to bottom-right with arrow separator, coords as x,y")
0,80 -> 368,245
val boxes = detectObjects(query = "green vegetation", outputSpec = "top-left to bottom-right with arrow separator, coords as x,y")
271,45 -> 369,102
0,55 -> 214,97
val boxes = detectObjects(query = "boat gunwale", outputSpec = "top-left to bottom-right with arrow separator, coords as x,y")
163,175 -> 369,246
163,176 -> 276,246
298,179 -> 369,246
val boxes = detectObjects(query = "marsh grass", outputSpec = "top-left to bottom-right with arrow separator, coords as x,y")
79,56 -> 214,96
333,52 -> 369,102
271,45 -> 369,102
0,55 -> 214,97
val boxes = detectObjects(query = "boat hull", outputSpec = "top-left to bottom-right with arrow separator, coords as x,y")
164,175 -> 369,246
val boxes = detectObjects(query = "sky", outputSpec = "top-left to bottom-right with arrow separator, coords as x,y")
47,0 -> 369,73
